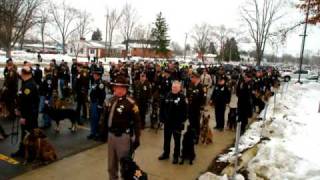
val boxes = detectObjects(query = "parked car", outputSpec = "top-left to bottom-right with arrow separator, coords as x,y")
280,69 -> 294,82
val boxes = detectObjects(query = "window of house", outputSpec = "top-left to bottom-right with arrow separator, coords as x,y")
70,48 -> 73,53
90,49 -> 95,54
80,48 -> 84,53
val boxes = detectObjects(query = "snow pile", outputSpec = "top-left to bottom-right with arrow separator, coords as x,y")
203,82 -> 320,179
218,121 -> 264,162
199,172 -> 244,180
247,82 -> 320,179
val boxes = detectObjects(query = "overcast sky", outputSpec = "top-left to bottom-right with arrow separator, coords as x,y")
64,0 -> 320,56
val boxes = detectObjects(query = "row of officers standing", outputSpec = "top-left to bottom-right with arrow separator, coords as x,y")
1,58 -> 280,180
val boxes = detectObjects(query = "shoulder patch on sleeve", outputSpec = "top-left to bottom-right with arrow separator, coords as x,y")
132,104 -> 139,113
24,88 -> 31,95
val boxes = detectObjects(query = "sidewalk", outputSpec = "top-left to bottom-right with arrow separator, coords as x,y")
13,108 -> 236,180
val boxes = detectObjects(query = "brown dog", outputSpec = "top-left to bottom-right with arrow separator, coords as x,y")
23,128 -> 57,164
200,114 -> 213,145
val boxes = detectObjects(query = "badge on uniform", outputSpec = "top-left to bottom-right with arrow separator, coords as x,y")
117,105 -> 125,114
174,97 -> 180,104
47,80 -> 52,85
24,88 -> 31,95
143,86 -> 147,91
99,83 -> 104,89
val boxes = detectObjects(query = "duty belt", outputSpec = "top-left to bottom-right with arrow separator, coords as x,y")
109,128 -> 131,137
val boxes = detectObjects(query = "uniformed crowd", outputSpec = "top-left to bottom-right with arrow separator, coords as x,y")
0,57 -> 280,180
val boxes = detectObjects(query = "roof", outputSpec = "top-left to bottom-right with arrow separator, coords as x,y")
24,43 -> 57,49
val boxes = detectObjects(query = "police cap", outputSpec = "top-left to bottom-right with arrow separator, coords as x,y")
111,76 -> 130,87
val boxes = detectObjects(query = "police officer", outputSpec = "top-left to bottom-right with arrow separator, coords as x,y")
2,60 -> 18,119
133,72 -> 152,129
11,66 -> 40,157
211,77 -> 231,131
187,72 -> 205,143
87,70 -> 106,140
158,70 -> 172,122
75,67 -> 90,123
102,76 -> 141,180
58,62 -> 70,99
158,81 -> 187,164
71,59 -> 78,88
33,64 -> 43,87
237,73 -> 254,134
39,67 -> 54,129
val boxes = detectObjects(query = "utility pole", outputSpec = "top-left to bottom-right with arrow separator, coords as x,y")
183,33 -> 188,61
105,13 -> 109,60
229,40 -> 232,62
297,0 -> 311,84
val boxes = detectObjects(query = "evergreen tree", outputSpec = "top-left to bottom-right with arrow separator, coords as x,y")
91,28 -> 102,41
208,42 -> 217,54
151,12 -> 170,57
223,38 -> 240,61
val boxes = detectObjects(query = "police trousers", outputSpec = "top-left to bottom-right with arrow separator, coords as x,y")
163,125 -> 181,158
108,133 -> 131,180
215,105 -> 226,130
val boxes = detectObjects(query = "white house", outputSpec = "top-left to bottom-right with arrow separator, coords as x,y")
68,40 -> 126,58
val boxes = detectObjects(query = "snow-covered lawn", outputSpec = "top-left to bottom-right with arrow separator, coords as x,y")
200,82 -> 320,180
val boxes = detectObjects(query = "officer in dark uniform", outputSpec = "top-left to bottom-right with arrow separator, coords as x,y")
133,72 -> 152,129
50,59 -> 59,91
159,81 -> 187,164
211,77 -> 231,131
33,64 -> 43,87
11,66 -> 40,157
101,76 -> 141,180
75,67 -> 90,123
97,61 -> 105,75
186,72 -> 205,143
71,59 -> 78,88
88,70 -> 106,140
39,67 -> 54,128
252,70 -> 266,113
58,62 -> 70,99
237,73 -> 254,134
3,58 -> 13,79
158,70 -> 172,122
2,60 -> 18,119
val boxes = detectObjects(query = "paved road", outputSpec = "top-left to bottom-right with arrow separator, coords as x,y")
12,106 -> 236,180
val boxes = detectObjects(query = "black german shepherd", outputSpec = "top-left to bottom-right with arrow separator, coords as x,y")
43,102 -> 78,133
180,126 -> 196,165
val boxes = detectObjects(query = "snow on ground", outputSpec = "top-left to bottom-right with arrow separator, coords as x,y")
200,81 -> 320,180
246,82 -> 320,180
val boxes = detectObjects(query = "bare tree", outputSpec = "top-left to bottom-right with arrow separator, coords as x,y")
68,32 -> 83,59
212,25 -> 234,62
240,0 -> 286,65
105,7 -> 122,57
38,8 -> 49,51
170,41 -> 183,56
132,24 -> 152,57
0,0 -> 43,57
120,3 -> 138,59
191,23 -> 212,59
49,0 -> 80,54
76,10 -> 92,39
